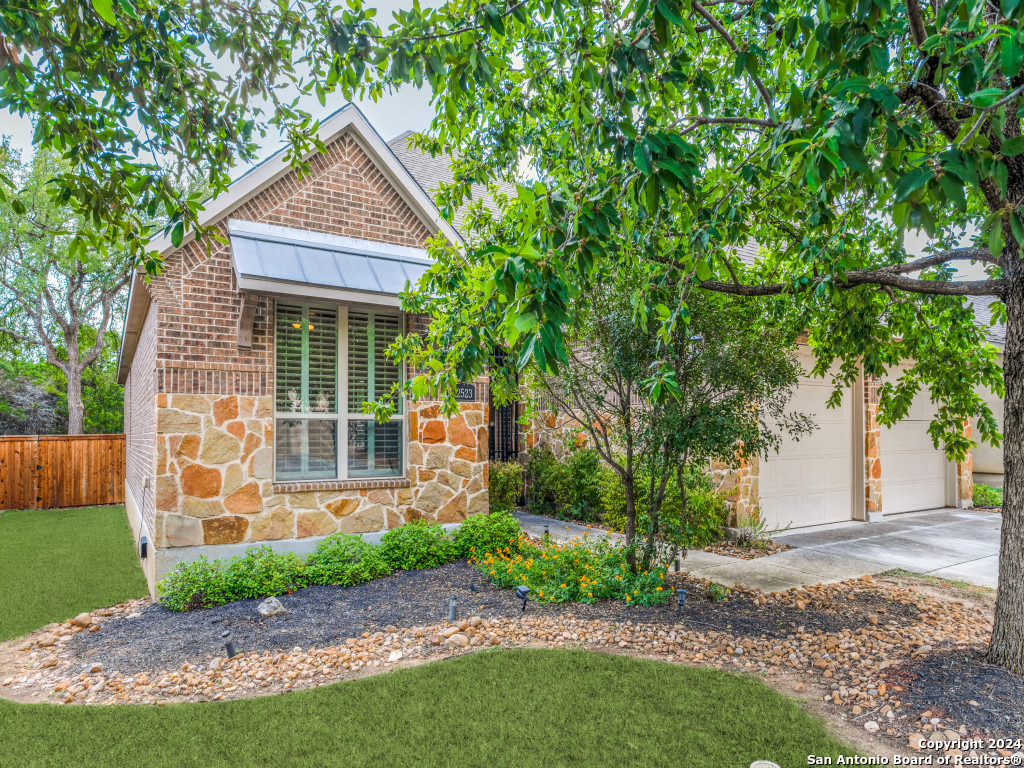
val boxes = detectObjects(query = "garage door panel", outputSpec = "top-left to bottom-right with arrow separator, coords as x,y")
879,378 -> 947,514
759,350 -> 853,530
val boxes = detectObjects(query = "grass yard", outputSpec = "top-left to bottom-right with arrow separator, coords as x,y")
0,505 -> 148,642
0,648 -> 855,768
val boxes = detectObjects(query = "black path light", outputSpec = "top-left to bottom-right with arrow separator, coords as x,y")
222,629 -> 236,659
515,585 -> 530,611
448,596 -> 457,622
543,524 -> 549,538
676,589 -> 687,616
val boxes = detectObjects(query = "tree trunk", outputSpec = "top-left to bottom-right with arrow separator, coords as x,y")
623,472 -> 638,573
987,261 -> 1024,674
66,368 -> 84,435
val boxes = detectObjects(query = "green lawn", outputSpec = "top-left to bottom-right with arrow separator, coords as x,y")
0,505 -> 148,642
0,649 -> 855,767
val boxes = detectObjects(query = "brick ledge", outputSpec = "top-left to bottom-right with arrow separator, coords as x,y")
273,478 -> 412,493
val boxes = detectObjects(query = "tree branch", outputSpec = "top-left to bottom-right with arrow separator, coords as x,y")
699,272 -> 1005,296
690,0 -> 776,121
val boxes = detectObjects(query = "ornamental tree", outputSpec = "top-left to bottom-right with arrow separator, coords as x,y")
531,269 -> 809,571
322,0 -> 1022,671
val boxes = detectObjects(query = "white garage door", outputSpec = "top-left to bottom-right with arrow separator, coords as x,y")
880,388 -> 947,514
759,351 -> 854,530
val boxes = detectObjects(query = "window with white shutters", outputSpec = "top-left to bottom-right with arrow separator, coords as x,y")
274,302 -> 403,481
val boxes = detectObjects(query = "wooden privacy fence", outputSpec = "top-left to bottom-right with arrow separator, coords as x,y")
0,435 -> 125,511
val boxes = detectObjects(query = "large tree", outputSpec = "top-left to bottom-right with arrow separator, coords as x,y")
324,0 -> 1021,671
0,144 -> 130,434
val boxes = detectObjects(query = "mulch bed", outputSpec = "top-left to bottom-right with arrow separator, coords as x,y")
703,540 -> 794,560
66,560 -> 919,677
885,648 -> 1024,737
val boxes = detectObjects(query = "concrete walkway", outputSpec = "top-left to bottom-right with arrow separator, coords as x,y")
513,508 -> 1002,592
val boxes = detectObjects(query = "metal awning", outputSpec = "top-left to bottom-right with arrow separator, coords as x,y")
227,219 -> 431,307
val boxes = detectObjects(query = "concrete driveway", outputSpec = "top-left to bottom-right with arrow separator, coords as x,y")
514,508 -> 1002,593
683,508 -> 1002,592
774,508 -> 1001,588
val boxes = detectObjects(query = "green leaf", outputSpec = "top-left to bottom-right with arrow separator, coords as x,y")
969,87 -> 1006,108
171,221 -> 184,248
1002,136 -> 1024,156
91,0 -> 117,25
633,140 -> 653,175
938,174 -> 967,213
893,167 -> 934,203
989,219 -> 1005,258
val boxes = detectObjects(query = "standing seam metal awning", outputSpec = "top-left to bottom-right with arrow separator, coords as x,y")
227,219 -> 431,304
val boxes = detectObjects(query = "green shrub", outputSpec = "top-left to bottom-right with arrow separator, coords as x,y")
222,545 -> 309,601
563,448 -> 605,521
974,483 -> 1003,507
454,510 -> 523,558
524,446 -> 569,516
378,520 -> 458,570
476,536 -> 671,606
597,464 -> 725,548
306,533 -> 393,586
489,461 -> 524,513
156,556 -> 230,612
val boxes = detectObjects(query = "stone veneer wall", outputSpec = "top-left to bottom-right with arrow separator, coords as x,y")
864,374 -> 883,517
153,396 -> 489,549
957,421 -> 975,508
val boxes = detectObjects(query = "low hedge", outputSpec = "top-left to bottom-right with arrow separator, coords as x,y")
157,512 -> 523,612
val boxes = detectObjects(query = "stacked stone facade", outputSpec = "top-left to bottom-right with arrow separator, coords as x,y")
863,374 -> 884,517
152,395 -> 489,550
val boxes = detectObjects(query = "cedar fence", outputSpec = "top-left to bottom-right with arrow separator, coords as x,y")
0,434 -> 125,511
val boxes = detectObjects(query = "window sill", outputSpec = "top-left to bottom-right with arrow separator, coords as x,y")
272,478 -> 412,494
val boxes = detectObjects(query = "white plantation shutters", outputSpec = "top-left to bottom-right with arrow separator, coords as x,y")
275,302 -> 403,481
347,310 -> 403,477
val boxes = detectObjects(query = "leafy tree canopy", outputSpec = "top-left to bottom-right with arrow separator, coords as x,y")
332,0 -> 1007,463
1,0 -> 323,270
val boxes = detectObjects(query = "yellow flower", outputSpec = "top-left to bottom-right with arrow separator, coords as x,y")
560,583 -> 567,588
587,592 -> 593,597
656,586 -> 663,592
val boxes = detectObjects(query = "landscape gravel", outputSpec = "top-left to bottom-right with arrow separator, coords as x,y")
0,564 -> 1017,764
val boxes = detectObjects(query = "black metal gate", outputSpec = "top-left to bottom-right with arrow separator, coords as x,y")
488,349 -> 519,462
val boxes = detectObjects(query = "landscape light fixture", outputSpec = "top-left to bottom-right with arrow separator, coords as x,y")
222,629 -> 236,659
515,585 -> 530,612
449,596 -> 457,622
139,536 -> 148,559
543,524 -> 549,538
676,589 -> 687,616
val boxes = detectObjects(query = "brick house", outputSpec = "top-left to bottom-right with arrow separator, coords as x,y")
118,105 -> 501,593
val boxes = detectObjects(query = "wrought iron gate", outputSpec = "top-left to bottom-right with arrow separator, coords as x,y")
488,349 -> 519,462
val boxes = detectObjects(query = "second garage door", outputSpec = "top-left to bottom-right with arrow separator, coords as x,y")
879,388 -> 948,514
758,350 -> 855,530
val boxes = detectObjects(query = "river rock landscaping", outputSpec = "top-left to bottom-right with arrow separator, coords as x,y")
0,562 -> 1017,764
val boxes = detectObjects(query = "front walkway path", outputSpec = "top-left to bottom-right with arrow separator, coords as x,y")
513,508 -> 1002,592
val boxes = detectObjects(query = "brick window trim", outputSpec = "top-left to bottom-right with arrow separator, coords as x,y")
272,478 -> 412,493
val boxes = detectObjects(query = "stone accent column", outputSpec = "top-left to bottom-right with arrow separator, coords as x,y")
730,454 -> 760,526
957,420 -> 975,509
864,375 -> 883,520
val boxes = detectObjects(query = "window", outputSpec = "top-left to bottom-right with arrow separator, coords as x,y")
274,303 -> 403,482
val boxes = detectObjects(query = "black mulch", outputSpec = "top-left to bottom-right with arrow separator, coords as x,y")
885,648 -> 1024,737
67,560 -> 920,676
